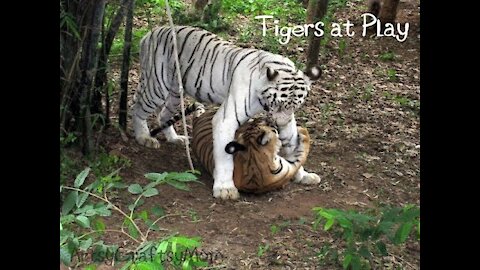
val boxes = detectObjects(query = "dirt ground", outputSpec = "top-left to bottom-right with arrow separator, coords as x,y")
64,0 -> 420,269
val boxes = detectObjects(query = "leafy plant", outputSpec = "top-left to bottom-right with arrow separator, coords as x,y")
312,205 -> 420,270
386,68 -> 397,81
257,243 -> 270,257
383,92 -> 420,113
361,84 -> 374,102
60,168 -> 206,269
128,236 -> 208,270
379,51 -> 396,61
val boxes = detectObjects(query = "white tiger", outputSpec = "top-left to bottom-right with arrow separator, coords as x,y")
131,26 -> 321,200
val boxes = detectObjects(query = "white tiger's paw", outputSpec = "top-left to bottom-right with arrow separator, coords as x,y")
136,135 -> 160,149
213,185 -> 240,200
294,172 -> 321,185
166,135 -> 189,145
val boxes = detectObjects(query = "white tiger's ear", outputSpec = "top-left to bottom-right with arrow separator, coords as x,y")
225,142 -> 246,154
266,67 -> 279,81
304,66 -> 322,81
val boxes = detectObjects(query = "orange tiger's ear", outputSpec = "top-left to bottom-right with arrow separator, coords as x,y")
225,142 -> 246,154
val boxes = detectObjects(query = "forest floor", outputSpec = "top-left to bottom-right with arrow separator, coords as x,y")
63,0 -> 420,269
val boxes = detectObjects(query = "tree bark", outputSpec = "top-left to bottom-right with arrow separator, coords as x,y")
202,0 -> 222,23
379,0 -> 399,24
93,0 -> 130,125
78,0 -> 106,155
194,0 -> 208,11
119,0 -> 135,130
306,0 -> 328,70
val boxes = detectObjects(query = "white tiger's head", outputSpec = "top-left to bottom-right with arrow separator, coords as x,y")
257,65 -> 321,115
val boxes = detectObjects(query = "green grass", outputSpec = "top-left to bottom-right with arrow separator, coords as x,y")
383,91 -> 420,113
378,51 -> 396,61
361,84 -> 374,102
386,68 -> 397,81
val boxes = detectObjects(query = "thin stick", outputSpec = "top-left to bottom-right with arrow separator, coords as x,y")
164,0 -> 195,172
145,213 -> 181,239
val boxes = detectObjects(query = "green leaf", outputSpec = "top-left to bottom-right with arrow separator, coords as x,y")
112,182 -> 128,189
145,172 -> 168,182
85,209 -> 97,217
76,215 -> 91,228
62,191 -> 78,215
157,241 -> 169,254
128,184 -> 143,194
336,216 -> 352,229
94,218 -> 106,232
83,264 -> 96,270
350,255 -> 361,270
138,210 -> 149,222
171,238 -> 177,254
142,187 -> 159,197
165,179 -> 189,191
186,169 -> 201,175
79,238 -> 93,251
342,253 -> 352,269
94,206 -> 112,217
128,199 -> 145,212
144,181 -> 158,190
126,219 -> 139,239
60,214 -> 76,225
182,259 -> 192,270
166,172 -> 198,182
376,241 -> 388,256
394,221 -> 414,244
151,206 -> 165,217
76,192 -> 89,208
135,261 -> 163,270
173,236 -> 201,249
60,246 -> 72,266
358,245 -> 371,258
324,218 -> 335,231
319,210 -> 334,220
74,167 -> 91,188
145,220 -> 160,231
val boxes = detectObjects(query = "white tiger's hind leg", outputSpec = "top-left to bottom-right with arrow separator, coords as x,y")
132,103 -> 160,149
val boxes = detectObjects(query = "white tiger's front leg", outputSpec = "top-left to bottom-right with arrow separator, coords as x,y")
211,105 -> 240,200
276,113 -> 321,185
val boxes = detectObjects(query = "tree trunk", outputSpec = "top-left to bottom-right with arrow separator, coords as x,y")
379,0 -> 399,24
202,0 -> 222,23
306,0 -> 328,70
78,0 -> 106,155
119,0 -> 135,130
93,0 -> 130,126
194,0 -> 208,11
